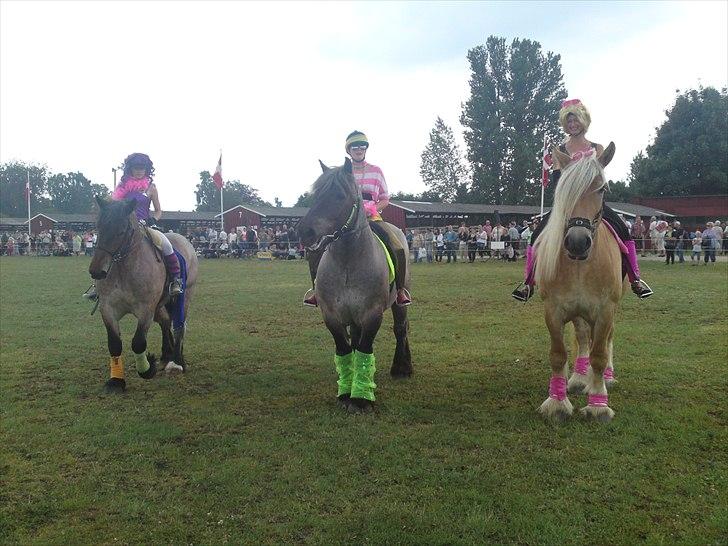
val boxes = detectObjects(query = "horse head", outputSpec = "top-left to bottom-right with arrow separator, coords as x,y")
553,142 -> 615,260
89,196 -> 136,279
297,158 -> 361,250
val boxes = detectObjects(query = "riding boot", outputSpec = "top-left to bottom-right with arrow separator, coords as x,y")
393,246 -> 411,306
164,253 -> 184,296
303,249 -> 323,307
512,244 -> 536,302
624,240 -> 653,299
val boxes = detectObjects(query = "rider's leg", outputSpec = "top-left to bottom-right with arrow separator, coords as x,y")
370,221 -> 411,306
158,232 -> 183,296
303,248 -> 323,306
602,206 -> 653,299
512,214 -> 549,302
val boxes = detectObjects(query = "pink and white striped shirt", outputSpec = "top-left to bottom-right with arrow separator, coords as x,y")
353,161 -> 389,205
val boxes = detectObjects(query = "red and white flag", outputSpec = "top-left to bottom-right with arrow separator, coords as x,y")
541,140 -> 552,188
212,153 -> 223,190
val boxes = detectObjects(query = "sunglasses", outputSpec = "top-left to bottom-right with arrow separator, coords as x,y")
350,145 -> 367,151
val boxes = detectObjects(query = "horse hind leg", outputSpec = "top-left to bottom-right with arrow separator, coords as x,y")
538,306 -> 573,422
156,306 -> 183,375
102,313 -> 126,393
132,317 -> 158,380
568,317 -> 591,394
390,303 -> 412,378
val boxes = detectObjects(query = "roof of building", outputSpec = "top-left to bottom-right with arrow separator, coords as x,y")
215,204 -> 310,218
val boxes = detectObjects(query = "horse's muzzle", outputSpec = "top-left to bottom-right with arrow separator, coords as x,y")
89,268 -> 108,280
565,230 -> 592,260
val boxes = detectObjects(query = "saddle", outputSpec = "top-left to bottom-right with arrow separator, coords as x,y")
368,221 -> 396,286
142,224 -> 166,255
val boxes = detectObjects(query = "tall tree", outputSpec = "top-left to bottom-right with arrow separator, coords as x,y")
194,170 -> 270,212
294,192 -> 313,207
0,162 -> 50,216
46,172 -> 109,213
628,86 -> 728,196
461,36 -> 566,205
419,117 -> 469,202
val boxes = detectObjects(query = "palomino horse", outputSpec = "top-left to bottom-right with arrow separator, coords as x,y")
534,142 -> 625,422
297,159 -> 412,413
89,197 -> 198,392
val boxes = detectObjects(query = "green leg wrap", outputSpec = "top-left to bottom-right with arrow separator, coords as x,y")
350,351 -> 377,401
334,352 -> 354,397
134,351 -> 150,374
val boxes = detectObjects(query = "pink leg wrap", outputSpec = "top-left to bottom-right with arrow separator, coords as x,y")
624,240 -> 640,283
574,356 -> 590,376
164,253 -> 181,277
603,367 -> 614,381
549,376 -> 567,401
588,393 -> 609,407
524,245 -> 535,286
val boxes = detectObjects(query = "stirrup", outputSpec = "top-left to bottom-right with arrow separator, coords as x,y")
396,288 -> 412,306
631,279 -> 653,299
169,279 -> 183,296
303,288 -> 318,307
82,285 -> 98,302
511,284 -> 533,302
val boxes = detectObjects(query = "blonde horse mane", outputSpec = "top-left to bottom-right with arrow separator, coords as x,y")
534,156 -> 608,286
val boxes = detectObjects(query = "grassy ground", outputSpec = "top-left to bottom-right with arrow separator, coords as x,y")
1,255 -> 726,545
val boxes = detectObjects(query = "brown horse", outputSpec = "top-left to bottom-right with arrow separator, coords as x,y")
297,159 -> 412,413
534,143 -> 625,422
89,197 -> 198,392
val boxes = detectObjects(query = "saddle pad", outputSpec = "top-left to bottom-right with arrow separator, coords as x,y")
372,233 -> 395,285
143,225 -> 165,253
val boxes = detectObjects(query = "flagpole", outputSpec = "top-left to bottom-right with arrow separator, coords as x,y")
540,135 -> 546,217
27,170 -> 31,240
219,149 -> 224,232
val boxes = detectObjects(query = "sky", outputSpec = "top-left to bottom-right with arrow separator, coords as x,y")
1,0 -> 726,211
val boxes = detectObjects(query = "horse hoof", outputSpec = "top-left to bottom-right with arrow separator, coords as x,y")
347,398 -> 374,414
138,354 -> 157,380
337,394 -> 351,410
164,362 -> 184,375
390,368 -> 412,379
104,378 -> 126,393
580,405 -> 615,423
604,379 -> 617,390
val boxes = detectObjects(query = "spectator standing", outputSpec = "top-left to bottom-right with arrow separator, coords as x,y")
702,223 -> 717,264
434,228 -> 444,262
631,216 -> 646,257
673,221 -> 687,263
457,222 -> 468,260
412,230 -> 424,263
664,223 -> 676,264
691,230 -> 702,264
72,232 -> 82,256
507,221 -> 520,261
477,225 -> 488,259
444,225 -> 458,263
423,228 -> 434,263
712,220 -> 723,255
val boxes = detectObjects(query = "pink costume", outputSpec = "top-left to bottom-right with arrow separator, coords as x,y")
352,161 -> 388,219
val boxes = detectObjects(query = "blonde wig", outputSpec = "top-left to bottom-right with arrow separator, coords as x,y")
559,99 -> 591,134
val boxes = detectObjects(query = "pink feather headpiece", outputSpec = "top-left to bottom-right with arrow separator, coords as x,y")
112,177 -> 150,200
561,98 -> 582,108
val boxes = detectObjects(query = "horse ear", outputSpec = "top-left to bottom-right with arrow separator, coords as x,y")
552,146 -> 571,170
343,157 -> 352,174
124,198 -> 136,215
319,160 -> 330,173
599,142 -> 616,168
95,195 -> 107,209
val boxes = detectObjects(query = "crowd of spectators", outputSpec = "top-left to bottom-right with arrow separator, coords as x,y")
186,224 -> 305,260
629,216 -> 726,264
0,229 -> 96,257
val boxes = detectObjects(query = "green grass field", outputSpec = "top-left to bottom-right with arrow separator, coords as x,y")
1,255 -> 726,545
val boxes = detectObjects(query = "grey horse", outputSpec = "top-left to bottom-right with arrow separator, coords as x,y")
297,159 -> 413,413
89,197 -> 198,393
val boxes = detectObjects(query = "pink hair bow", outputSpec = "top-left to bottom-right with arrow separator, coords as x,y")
561,98 -> 582,108
363,201 -> 379,218
571,148 -> 595,161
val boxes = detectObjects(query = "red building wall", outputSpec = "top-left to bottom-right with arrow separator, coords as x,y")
381,206 -> 406,230
633,195 -> 728,218
222,207 -> 262,232
30,215 -> 56,234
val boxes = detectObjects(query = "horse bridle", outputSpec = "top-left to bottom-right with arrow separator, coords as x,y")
306,201 -> 361,252
95,221 -> 137,264
565,182 -> 607,235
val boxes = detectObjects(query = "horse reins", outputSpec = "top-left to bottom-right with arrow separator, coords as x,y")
306,201 -> 362,252
95,222 -> 138,265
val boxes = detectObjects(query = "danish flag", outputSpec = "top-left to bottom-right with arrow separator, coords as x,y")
212,153 -> 223,190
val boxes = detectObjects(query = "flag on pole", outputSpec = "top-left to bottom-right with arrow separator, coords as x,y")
541,140 -> 552,188
212,154 -> 223,190
24,175 -> 31,202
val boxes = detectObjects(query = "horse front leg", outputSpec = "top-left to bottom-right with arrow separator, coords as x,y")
604,326 -> 616,389
348,313 -> 383,414
102,312 -> 125,393
324,318 -> 353,409
538,305 -> 573,422
390,303 -> 412,378
581,312 -> 616,422
132,315 -> 158,380
568,317 -> 591,394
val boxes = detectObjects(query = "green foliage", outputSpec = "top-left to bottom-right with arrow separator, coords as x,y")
0,161 -> 108,216
294,191 -> 314,207
0,257 -> 726,544
629,86 -> 728,196
194,170 -> 270,212
419,117 -> 469,202
461,36 -> 566,205
46,172 -> 110,214
606,179 -> 635,203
